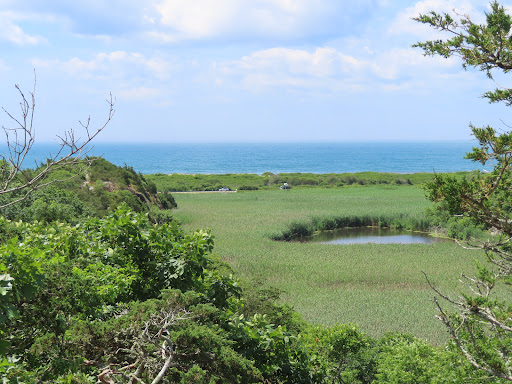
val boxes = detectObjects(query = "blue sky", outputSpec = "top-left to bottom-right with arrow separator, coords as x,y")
0,0 -> 510,143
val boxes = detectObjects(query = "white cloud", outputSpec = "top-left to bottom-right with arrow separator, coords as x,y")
371,48 -> 456,80
117,86 -> 163,101
34,51 -> 175,81
152,0 -> 377,42
216,46 -> 371,93
1,1 -> 150,37
227,47 -> 361,73
31,51 -> 181,105
0,0 -> 386,46
215,43 -> 463,93
156,0 -> 238,40
0,11 -> 46,45
236,47 -> 361,76
1,0 -> 365,43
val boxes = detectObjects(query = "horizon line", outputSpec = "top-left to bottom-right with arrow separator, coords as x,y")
31,139 -> 477,145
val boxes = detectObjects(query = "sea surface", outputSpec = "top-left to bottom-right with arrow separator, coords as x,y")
24,141 -> 486,175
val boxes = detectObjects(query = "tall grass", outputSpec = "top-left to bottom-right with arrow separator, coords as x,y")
172,186 -> 482,344
272,214 -> 433,241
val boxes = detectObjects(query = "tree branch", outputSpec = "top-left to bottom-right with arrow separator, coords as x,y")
0,75 -> 115,209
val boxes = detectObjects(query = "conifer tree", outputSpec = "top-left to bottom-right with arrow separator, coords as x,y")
415,2 -> 512,380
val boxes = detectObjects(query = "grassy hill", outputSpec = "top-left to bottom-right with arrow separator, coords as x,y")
0,157 -> 176,223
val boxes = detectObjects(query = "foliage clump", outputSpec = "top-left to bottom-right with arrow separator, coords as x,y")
0,202 -> 488,383
415,1 -> 512,381
0,157 -> 177,224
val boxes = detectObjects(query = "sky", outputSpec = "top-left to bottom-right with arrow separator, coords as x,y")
0,0 -> 511,143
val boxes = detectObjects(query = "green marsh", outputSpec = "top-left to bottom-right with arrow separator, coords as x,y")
173,186 -> 481,344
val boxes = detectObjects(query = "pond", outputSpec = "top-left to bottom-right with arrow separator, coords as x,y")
307,227 -> 447,245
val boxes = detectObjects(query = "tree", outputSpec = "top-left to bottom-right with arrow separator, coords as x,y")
414,2 -> 512,381
0,74 -> 114,209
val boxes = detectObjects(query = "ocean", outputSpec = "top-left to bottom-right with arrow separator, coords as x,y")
25,141 -> 485,175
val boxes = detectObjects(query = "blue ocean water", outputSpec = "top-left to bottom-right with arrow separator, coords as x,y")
24,141 -> 484,175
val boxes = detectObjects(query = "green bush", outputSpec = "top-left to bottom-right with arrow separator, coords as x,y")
374,334 -> 476,384
1,205 -> 220,374
303,323 -> 377,383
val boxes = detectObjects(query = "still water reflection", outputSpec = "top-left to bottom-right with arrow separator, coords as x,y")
308,227 -> 445,245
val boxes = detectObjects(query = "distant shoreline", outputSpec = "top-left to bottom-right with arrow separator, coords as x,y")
160,170 -> 467,176
146,171 -> 468,193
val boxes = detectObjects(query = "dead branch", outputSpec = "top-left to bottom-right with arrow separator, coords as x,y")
99,307 -> 191,384
0,74 -> 115,209
434,297 -> 512,381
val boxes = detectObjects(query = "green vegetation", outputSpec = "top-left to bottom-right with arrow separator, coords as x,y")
0,197 -> 491,383
4,1 -> 512,381
0,157 -> 176,224
0,161 -> 503,383
0,154 -> 496,382
146,171 -> 471,192
271,213 -> 432,241
171,186 -> 482,343
414,1 -> 512,380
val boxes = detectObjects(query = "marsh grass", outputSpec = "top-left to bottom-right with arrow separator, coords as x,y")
147,171 -> 472,192
272,214 -> 433,241
173,186 -> 482,344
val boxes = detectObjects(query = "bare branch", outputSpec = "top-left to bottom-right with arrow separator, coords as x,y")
433,297 -> 512,381
100,307 -> 191,384
0,76 -> 114,209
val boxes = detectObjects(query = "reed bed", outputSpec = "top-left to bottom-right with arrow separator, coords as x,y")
173,186 -> 481,344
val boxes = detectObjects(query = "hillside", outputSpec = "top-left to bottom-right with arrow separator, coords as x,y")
0,157 -> 176,223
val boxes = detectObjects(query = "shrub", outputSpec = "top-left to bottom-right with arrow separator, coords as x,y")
1,206 -> 217,361
273,214 -> 435,242
374,334 -> 476,384
271,221 -> 313,241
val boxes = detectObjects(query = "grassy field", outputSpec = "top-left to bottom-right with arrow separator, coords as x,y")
172,185 -> 482,344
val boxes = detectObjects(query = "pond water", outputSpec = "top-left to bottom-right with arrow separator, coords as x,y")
307,227 -> 446,245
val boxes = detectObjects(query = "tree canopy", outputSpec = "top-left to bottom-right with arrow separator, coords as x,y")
415,1 -> 512,381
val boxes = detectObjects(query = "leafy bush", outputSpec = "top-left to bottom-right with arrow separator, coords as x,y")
0,205 -> 221,375
302,323 -> 377,383
374,334 -> 478,384
0,157 -> 178,223
227,313 -> 312,382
